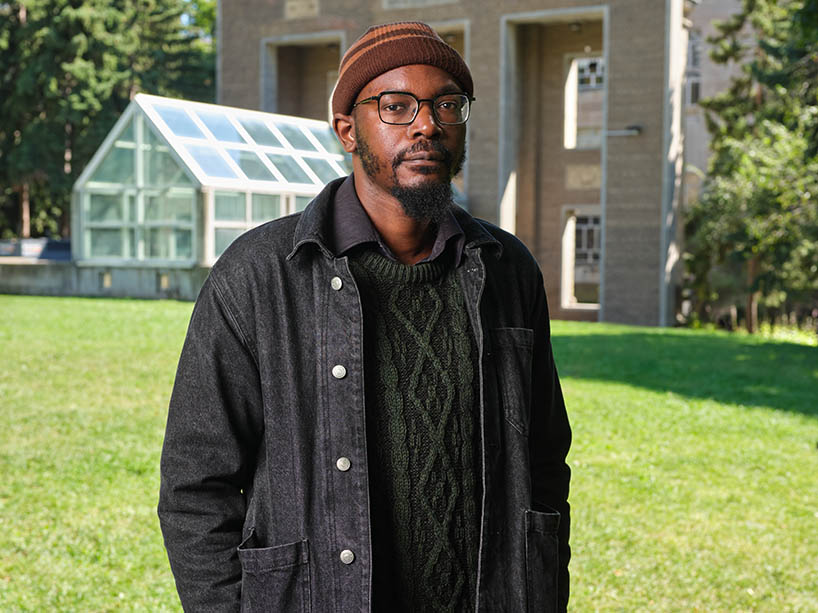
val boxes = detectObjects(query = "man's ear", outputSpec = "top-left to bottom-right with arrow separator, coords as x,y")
333,113 -> 357,154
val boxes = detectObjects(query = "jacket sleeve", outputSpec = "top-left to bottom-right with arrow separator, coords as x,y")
528,269 -> 572,612
158,274 -> 264,612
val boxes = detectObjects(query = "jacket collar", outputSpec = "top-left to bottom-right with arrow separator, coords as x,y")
287,175 -> 502,261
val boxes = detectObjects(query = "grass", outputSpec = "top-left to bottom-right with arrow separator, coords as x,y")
0,295 -> 191,612
554,322 -> 818,612
1,295 -> 817,611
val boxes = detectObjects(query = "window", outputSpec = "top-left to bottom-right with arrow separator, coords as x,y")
576,58 -> 605,90
90,120 -> 136,184
83,188 -> 195,262
295,196 -> 312,212
84,193 -> 136,258
145,129 -> 192,186
212,192 -> 300,258
155,106 -> 205,139
561,208 -> 601,308
252,194 -> 281,222
686,30 -> 702,106
197,111 -> 246,143
565,57 -> 604,150
575,216 -> 601,265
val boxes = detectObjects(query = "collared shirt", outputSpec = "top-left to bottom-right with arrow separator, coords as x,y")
331,174 -> 465,265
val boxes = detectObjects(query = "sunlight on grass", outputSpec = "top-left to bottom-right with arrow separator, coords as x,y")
1,297 -> 816,611
551,320 -> 818,612
0,295 -> 191,612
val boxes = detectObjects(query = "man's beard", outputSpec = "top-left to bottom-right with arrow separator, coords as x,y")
356,127 -> 465,224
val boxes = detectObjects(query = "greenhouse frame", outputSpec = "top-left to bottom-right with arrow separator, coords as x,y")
72,93 -> 350,268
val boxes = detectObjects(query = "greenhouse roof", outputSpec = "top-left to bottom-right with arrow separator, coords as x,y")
76,93 -> 349,194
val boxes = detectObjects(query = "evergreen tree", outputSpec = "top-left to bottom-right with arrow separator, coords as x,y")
0,0 -> 215,239
686,0 -> 818,332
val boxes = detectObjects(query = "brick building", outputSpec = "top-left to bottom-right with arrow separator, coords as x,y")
217,0 -> 696,326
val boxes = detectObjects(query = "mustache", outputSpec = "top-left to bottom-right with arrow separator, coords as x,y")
391,140 -> 454,172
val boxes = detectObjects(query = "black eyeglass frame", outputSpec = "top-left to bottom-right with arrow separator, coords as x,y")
351,90 -> 476,125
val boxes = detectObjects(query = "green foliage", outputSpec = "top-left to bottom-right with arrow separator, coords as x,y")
182,0 -> 216,39
0,0 -> 215,239
686,0 -> 818,329
2,300 -> 817,611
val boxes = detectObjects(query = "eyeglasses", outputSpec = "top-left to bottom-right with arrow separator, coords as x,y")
352,91 -> 474,125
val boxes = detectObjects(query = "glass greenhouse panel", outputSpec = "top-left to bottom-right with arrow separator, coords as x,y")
146,129 -> 192,186
215,191 -> 245,221
240,118 -> 283,147
303,157 -> 344,184
295,196 -> 312,212
87,193 -> 128,222
145,190 -> 195,222
267,154 -> 312,184
146,227 -> 193,260
186,145 -> 237,179
197,111 -> 246,143
155,105 -> 205,138
275,123 -> 317,152
308,126 -> 345,155
89,228 -> 135,258
215,228 -> 244,257
121,119 -> 135,142
252,194 -> 280,221
90,146 -> 135,184
227,150 -> 275,181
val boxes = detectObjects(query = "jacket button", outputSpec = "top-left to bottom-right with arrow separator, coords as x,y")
331,276 -> 343,290
336,457 -> 351,471
340,549 -> 355,564
331,364 -> 347,379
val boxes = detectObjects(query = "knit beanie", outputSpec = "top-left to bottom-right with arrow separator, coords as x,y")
330,21 -> 473,118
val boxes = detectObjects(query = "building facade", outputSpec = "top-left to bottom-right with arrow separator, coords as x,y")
682,0 -> 744,208
218,0 -> 693,325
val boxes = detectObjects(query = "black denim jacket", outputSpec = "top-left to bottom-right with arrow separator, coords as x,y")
158,177 -> 571,612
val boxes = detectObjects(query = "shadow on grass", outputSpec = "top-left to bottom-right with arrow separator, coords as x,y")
551,330 -> 818,417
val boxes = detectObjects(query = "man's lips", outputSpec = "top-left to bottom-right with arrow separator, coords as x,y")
401,153 -> 445,162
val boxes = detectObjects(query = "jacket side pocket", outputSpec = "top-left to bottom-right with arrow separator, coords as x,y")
490,327 -> 534,436
525,508 -> 560,613
238,534 -> 311,613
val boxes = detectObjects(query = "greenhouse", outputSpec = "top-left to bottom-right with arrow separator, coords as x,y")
72,93 -> 350,267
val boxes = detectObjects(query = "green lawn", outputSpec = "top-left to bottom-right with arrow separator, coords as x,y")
1,295 -> 816,611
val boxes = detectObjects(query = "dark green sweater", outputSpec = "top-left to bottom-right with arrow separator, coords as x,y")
349,249 -> 482,613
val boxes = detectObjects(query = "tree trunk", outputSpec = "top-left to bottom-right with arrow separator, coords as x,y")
18,7 -> 30,239
63,122 -> 73,237
746,257 -> 760,334
20,182 -> 31,238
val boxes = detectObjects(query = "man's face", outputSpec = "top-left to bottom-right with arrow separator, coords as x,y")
347,64 -> 467,220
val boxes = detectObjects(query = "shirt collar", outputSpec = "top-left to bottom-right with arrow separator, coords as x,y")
331,174 -> 465,265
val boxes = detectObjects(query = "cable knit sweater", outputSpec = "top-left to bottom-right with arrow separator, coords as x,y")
349,248 -> 481,612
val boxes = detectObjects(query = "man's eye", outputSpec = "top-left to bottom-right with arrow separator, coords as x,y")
382,103 -> 407,113
437,101 -> 457,110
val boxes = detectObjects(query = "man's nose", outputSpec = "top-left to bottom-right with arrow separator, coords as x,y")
409,100 -> 443,138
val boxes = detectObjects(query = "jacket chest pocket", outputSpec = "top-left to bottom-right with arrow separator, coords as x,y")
238,533 -> 311,613
490,327 -> 534,436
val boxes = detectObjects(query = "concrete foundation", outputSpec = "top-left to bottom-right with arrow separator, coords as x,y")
0,260 -> 209,301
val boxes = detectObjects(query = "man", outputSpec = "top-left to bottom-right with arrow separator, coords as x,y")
159,21 -> 571,612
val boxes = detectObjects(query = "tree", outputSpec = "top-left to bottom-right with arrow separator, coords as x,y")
0,0 -> 215,240
686,0 -> 818,332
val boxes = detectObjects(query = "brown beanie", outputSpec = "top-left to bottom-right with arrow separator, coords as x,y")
331,21 -> 473,117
